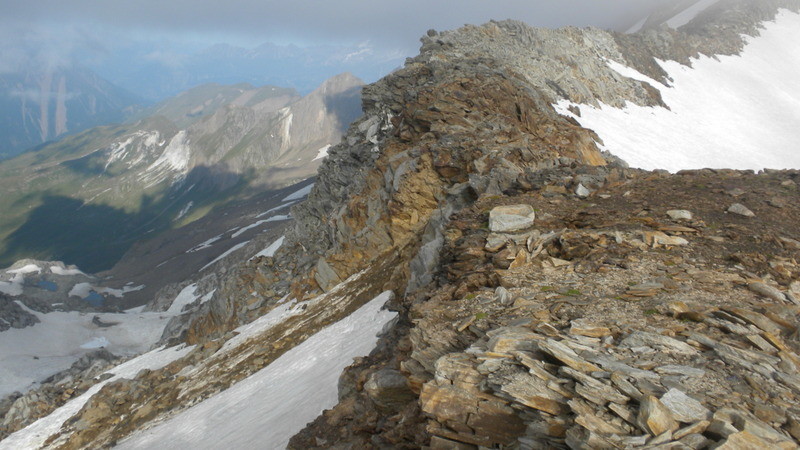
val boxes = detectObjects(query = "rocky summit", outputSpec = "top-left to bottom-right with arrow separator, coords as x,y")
2,0 -> 800,449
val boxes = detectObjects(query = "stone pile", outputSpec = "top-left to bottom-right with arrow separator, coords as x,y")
419,308 -> 800,449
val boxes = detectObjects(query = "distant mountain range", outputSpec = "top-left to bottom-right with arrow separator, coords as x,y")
0,40 -> 401,160
0,72 -> 363,273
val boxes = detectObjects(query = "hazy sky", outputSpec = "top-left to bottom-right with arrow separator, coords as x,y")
0,0 -> 679,97
3,0 -> 673,50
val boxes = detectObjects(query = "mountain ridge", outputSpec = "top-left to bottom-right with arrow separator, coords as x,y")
2,1 -> 800,448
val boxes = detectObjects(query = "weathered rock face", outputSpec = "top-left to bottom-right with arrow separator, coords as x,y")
286,45 -> 609,295
292,167 -> 800,449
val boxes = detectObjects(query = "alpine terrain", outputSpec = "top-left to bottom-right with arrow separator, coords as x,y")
2,0 -> 800,449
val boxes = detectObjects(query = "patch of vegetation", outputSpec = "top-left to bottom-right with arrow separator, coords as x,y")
474,312 -> 488,321
643,309 -> 659,316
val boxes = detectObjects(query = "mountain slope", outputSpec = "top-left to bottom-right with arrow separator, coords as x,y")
563,9 -> 800,171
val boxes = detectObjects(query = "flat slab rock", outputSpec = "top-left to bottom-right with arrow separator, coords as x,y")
489,205 -> 536,233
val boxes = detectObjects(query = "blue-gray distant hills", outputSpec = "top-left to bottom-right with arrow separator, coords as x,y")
0,66 -> 142,159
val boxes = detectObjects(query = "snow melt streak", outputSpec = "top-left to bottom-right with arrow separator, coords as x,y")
555,10 -> 800,172
118,292 -> 397,450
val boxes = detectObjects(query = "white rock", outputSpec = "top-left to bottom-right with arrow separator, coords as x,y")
489,205 -> 536,233
575,183 -> 591,198
727,203 -> 755,217
666,210 -> 693,221
660,388 -> 711,423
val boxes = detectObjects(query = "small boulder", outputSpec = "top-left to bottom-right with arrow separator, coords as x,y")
666,210 -> 693,221
637,396 -> 679,436
364,369 -> 415,411
575,183 -> 591,198
659,388 -> 711,423
727,203 -> 755,217
489,205 -> 536,233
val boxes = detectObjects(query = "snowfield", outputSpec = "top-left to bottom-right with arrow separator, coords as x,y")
0,344 -> 195,450
0,305 -> 176,399
117,292 -> 397,450
556,9 -> 800,172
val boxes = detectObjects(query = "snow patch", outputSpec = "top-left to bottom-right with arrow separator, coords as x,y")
167,284 -> 199,314
175,201 -> 194,221
312,144 -> 332,161
149,130 -> 191,173
625,15 -> 649,34
264,214 -> 289,222
231,220 -> 271,238
7,264 -> 42,275
199,290 -> 215,305
68,282 -> 93,298
0,308 -> 182,399
220,296 -> 299,352
282,183 -> 314,202
50,265 -> 85,276
98,284 -> 145,298
80,336 -> 110,349
118,292 -> 396,450
0,273 -> 24,296
281,112 -> 293,145
252,236 -> 284,259
605,59 -> 662,86
255,201 -> 295,218
200,241 -> 250,272
555,10 -> 800,172
186,235 -> 223,253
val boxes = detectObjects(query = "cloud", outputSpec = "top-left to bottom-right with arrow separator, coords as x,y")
10,88 -> 81,102
1,0 -> 674,52
143,50 -> 190,69
0,25 -> 105,72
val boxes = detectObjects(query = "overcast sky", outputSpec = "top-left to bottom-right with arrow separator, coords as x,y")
3,0 -> 673,51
